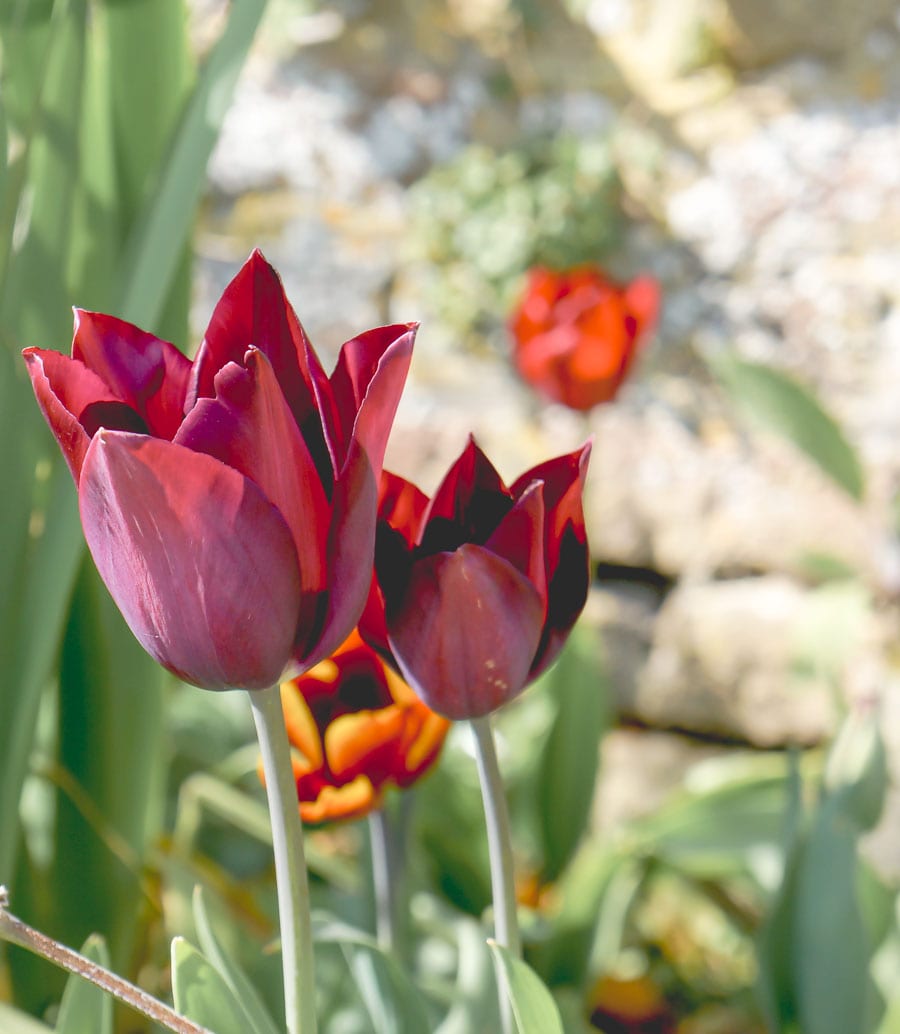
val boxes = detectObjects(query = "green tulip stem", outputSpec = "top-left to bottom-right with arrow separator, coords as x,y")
471,715 -> 521,958
368,808 -> 397,954
249,685 -> 317,1034
0,887 -> 211,1034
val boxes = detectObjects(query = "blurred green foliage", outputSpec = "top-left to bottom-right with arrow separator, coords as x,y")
408,134 -> 622,346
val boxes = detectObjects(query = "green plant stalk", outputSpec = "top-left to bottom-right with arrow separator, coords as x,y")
249,685 -> 317,1034
368,808 -> 397,954
0,888 -> 210,1034
471,715 -> 520,1034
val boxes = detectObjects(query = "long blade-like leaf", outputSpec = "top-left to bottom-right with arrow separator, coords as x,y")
117,0 -> 267,330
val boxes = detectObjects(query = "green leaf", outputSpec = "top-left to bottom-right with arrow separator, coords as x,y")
52,559 -> 164,972
755,752 -> 805,1032
634,756 -> 791,881
536,627 -> 607,881
527,842 -> 626,988
434,917 -> 502,1034
711,354 -> 864,500
794,795 -> 872,1034
192,887 -> 281,1034
99,0 -> 194,343
824,707 -> 887,832
0,431 -> 83,886
0,1002 -> 52,1033
171,937 -> 256,1034
116,0 -> 267,330
0,0 -> 88,348
313,915 -> 432,1034
54,934 -> 112,1034
488,941 -> 564,1034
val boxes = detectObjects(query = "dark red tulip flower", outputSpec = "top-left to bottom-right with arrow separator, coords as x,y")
361,438 -> 591,720
274,629 -> 450,824
23,251 -> 415,691
509,266 -> 660,411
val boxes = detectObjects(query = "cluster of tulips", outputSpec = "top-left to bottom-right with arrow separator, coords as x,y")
21,250 -> 657,1032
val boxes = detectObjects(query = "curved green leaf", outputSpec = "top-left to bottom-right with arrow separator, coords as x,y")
313,915 -> 431,1034
711,354 -> 864,500
536,627 -> 607,881
55,934 -> 111,1034
192,887 -> 280,1034
171,937 -> 257,1034
488,941 -> 564,1034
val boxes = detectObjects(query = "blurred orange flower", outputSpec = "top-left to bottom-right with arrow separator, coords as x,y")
275,630 -> 451,823
509,266 -> 660,411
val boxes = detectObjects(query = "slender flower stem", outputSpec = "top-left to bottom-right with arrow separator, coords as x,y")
0,888 -> 211,1034
249,685 -> 317,1034
368,808 -> 397,954
470,715 -> 521,958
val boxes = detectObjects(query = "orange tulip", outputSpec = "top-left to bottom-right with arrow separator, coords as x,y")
510,266 -> 659,411
275,630 -> 450,823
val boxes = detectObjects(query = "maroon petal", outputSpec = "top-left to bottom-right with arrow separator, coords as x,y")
187,251 -> 326,435
419,436 -> 513,552
72,310 -> 191,439
386,545 -> 545,719
22,348 -> 135,482
328,324 -> 417,472
510,441 -> 591,571
379,471 -> 429,546
79,432 -> 302,690
515,443 -> 593,679
299,438 -> 379,668
175,347 -> 330,599
484,480 -> 547,610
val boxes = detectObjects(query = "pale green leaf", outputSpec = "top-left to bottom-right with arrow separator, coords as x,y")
313,915 -> 431,1034
536,626 -> 607,880
54,934 -> 112,1034
192,887 -> 280,1034
711,354 -> 864,500
488,941 -> 564,1034
171,937 -> 255,1034
0,1001 -> 52,1034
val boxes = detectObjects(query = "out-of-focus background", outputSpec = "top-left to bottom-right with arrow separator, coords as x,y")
197,0 -> 900,855
3,1 -> 900,1031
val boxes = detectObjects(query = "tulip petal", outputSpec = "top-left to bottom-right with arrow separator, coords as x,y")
420,437 -> 512,552
22,348 -> 141,482
512,444 -> 592,677
329,324 -> 417,472
188,251 -> 330,472
299,776 -> 378,825
175,348 -> 330,604
325,708 -> 405,781
387,544 -> 544,719
79,432 -> 302,690
510,443 -> 590,568
624,274 -> 661,336
380,471 -> 429,546
301,440 -> 379,666
72,310 -> 191,439
484,480 -> 547,611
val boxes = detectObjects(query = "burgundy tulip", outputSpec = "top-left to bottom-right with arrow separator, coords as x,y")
361,438 -> 591,719
23,251 -> 415,691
